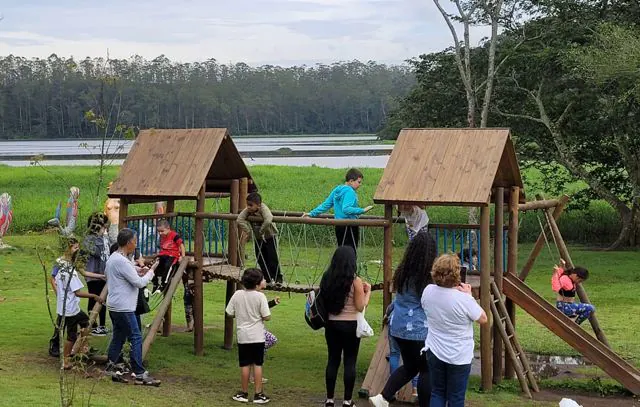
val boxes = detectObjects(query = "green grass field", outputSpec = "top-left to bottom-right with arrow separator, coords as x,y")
1,230 -> 638,406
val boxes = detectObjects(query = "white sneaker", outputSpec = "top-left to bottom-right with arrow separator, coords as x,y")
368,394 -> 389,407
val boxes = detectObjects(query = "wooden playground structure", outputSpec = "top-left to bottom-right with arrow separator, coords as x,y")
83,127 -> 639,398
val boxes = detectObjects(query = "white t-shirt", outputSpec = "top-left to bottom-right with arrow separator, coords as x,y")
55,261 -> 84,317
421,284 -> 483,365
402,206 -> 429,233
225,290 -> 271,344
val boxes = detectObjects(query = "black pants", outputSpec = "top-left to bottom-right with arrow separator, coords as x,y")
382,337 -> 431,407
325,320 -> 361,401
87,280 -> 106,327
254,237 -> 282,283
153,255 -> 177,291
335,225 -> 359,255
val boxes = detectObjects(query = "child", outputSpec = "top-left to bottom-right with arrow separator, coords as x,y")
552,259 -> 595,325
51,238 -> 104,368
153,219 -> 185,293
398,205 -> 429,241
237,192 -> 282,285
82,212 -> 111,336
183,268 -> 195,332
226,268 -> 272,404
306,168 -> 374,253
457,248 -> 478,272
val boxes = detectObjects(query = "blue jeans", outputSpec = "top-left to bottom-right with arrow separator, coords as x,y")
427,349 -> 471,407
389,334 -> 419,388
108,311 -> 145,375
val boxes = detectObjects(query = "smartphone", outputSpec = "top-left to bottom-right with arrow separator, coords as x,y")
460,266 -> 467,284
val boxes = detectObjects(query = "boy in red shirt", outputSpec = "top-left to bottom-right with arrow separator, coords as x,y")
153,219 -> 186,293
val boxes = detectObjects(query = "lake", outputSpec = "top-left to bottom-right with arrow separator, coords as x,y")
0,135 -> 391,168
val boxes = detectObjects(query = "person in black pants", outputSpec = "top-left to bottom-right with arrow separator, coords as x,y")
237,192 -> 283,284
82,213 -> 110,336
369,231 -> 438,407
320,246 -> 371,407
305,168 -> 373,256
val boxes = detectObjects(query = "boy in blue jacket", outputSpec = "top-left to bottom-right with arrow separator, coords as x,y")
305,168 -> 373,254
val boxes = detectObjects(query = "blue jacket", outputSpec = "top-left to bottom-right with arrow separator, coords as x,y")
309,185 -> 364,219
389,289 -> 428,341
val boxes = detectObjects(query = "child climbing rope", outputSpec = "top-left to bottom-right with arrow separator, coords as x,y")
551,259 -> 595,325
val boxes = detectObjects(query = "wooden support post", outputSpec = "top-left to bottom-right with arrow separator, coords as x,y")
480,205 -> 492,391
382,204 -> 393,312
166,200 -> 175,216
493,188 -> 505,384
544,209 -> 610,347
519,195 -> 570,281
505,186 -> 519,379
224,179 -> 240,350
118,198 -> 129,230
194,184 -> 206,356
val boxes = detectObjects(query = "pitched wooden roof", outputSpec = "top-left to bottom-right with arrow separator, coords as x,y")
374,128 -> 524,206
108,128 -> 256,200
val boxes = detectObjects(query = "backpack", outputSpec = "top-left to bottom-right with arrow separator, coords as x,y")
551,266 -> 566,292
305,289 -> 328,330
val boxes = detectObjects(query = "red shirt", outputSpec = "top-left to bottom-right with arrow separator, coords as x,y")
159,230 -> 183,259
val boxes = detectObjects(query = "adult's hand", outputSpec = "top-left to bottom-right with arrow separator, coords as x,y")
456,283 -> 472,295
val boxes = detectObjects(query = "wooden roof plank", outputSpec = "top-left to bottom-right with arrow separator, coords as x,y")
373,128 -> 524,206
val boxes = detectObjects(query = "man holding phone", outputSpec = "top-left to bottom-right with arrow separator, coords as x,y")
105,228 -> 161,386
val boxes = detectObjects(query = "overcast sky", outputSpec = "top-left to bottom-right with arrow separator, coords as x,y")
0,0 -> 491,66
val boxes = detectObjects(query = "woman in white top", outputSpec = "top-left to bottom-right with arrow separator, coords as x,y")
421,254 -> 488,407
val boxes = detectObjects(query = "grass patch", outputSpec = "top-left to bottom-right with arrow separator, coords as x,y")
1,231 -> 639,405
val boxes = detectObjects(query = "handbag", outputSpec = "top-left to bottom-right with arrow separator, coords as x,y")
356,307 -> 374,338
304,289 -> 328,330
136,288 -> 150,315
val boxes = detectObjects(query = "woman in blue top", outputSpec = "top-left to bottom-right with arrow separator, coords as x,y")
369,231 -> 437,407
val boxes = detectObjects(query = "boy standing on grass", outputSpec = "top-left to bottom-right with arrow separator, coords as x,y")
53,238 -> 104,369
306,168 -> 373,254
226,268 -> 272,404
152,219 -> 185,293
238,192 -> 282,285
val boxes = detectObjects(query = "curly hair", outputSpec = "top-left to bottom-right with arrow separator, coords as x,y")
241,268 -> 264,289
86,212 -> 108,235
320,246 -> 357,315
431,253 -> 461,288
393,231 -> 437,295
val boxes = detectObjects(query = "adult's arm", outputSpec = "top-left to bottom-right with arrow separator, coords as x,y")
120,261 -> 154,288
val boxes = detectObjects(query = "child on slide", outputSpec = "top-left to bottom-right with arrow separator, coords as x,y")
551,259 -> 595,325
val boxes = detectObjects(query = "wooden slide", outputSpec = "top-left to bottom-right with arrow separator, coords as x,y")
502,273 -> 640,395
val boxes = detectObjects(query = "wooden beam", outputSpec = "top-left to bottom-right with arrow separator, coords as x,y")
224,179 -> 240,350
71,284 -> 108,355
142,259 -> 189,359
544,209 -> 610,347
196,212 -> 390,227
519,195 -> 570,281
118,198 -> 129,230
193,184 -> 206,356
480,205 -> 492,391
505,186 -> 520,379
205,192 -> 231,199
493,187 -> 505,384
383,204 -> 393,312
517,199 -> 559,212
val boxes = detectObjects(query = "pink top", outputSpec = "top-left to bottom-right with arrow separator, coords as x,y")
329,284 -> 358,321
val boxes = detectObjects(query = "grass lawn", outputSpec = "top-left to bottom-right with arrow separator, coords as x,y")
1,231 -> 638,406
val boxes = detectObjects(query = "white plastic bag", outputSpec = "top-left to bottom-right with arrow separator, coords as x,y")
356,307 -> 374,338
559,399 -> 582,407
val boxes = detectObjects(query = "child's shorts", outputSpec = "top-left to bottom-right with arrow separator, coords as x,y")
238,342 -> 265,367
59,311 -> 90,342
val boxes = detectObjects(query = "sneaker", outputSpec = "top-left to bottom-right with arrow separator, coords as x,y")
343,401 -> 356,407
253,392 -> 270,404
91,327 -> 107,337
105,362 -> 127,382
232,391 -> 249,403
99,326 -> 110,334
368,394 -> 389,407
325,400 -> 335,407
134,371 -> 161,386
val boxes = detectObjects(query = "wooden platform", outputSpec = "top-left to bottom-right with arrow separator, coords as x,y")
359,325 -> 414,402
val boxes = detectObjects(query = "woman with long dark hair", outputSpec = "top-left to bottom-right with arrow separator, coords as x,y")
369,231 -> 437,407
321,246 -> 371,407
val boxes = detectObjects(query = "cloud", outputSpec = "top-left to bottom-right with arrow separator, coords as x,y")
0,0 -> 492,66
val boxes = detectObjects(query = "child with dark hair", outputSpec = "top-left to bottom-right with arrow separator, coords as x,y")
306,168 -> 374,254
226,268 -> 272,404
152,219 -> 185,293
552,259 -> 595,325
457,247 -> 478,272
82,212 -> 111,336
238,192 -> 282,285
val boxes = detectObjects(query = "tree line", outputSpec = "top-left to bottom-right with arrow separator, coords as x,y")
0,57 -> 413,139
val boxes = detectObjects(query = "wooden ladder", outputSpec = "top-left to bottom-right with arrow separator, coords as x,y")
490,281 -> 539,398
